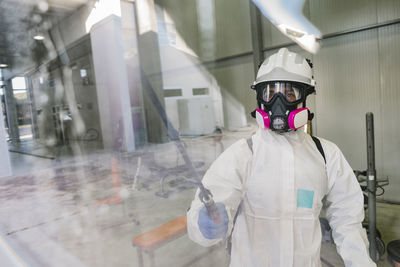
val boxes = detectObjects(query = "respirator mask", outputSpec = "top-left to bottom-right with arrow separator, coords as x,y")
253,81 -> 313,133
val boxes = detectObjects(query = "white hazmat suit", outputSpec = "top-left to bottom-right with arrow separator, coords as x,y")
187,128 -> 376,267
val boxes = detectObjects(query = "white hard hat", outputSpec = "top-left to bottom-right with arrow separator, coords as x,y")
254,48 -> 315,87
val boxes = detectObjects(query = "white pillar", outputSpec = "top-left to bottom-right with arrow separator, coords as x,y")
0,97 -> 11,177
89,15 -> 135,152
3,80 -> 19,143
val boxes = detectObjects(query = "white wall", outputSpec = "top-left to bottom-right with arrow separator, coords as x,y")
160,46 -> 224,131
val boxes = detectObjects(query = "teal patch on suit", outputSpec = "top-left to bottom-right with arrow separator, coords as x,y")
297,189 -> 314,208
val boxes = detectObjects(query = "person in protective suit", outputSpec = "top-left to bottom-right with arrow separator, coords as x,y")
186,48 -> 376,267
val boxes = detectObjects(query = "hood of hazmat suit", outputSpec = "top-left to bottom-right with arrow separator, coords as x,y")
187,128 -> 376,267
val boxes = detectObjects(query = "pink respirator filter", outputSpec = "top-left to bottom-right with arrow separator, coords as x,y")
288,107 -> 308,130
255,109 -> 270,129
256,108 -> 309,130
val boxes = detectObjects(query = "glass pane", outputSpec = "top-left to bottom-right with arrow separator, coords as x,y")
0,1 -> 390,267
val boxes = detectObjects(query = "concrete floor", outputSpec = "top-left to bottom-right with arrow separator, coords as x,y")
0,124 -> 399,267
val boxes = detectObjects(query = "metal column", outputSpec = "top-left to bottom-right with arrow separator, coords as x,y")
366,112 -> 377,261
249,0 -> 264,76
133,0 -> 168,144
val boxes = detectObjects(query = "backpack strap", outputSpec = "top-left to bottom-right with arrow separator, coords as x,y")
227,202 -> 242,254
311,136 -> 326,164
246,137 -> 253,153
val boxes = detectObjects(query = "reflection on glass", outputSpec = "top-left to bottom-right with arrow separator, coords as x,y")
0,0 -> 357,267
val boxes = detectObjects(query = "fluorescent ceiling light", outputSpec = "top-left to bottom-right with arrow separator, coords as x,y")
0,64 -> 8,68
33,35 -> 45,40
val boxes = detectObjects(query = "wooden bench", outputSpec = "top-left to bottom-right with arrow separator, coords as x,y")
132,215 -> 187,267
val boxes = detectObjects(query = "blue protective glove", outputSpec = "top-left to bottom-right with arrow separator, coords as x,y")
198,202 -> 229,239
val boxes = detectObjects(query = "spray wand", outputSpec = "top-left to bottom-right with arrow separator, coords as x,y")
141,71 -> 221,223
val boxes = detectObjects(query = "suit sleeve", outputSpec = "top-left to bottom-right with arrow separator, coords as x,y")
186,139 -> 252,247
323,141 -> 376,267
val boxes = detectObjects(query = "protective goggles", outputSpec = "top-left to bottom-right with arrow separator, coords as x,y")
255,82 -> 304,104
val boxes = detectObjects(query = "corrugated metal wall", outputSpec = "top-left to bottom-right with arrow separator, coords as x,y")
306,0 -> 400,202
376,23 -> 400,201
313,29 -> 383,176
309,0 -> 377,34
212,0 -> 255,128
214,0 -> 252,59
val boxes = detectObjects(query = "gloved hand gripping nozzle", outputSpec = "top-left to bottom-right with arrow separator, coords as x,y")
199,187 -> 222,224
